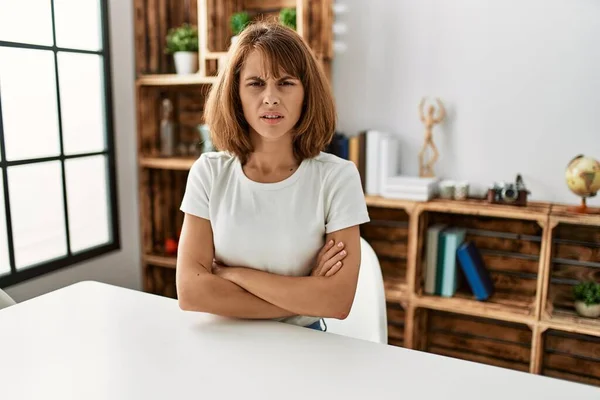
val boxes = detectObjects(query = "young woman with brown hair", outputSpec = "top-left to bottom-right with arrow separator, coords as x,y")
175,21 -> 369,331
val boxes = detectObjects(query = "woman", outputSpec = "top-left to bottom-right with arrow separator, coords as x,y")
176,21 -> 370,331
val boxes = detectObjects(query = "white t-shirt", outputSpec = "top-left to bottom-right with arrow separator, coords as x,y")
180,150 -> 371,327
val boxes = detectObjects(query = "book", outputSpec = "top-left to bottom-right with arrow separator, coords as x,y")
424,224 -> 447,295
381,176 -> 439,201
365,130 -> 383,195
457,241 -> 495,301
439,228 -> 467,297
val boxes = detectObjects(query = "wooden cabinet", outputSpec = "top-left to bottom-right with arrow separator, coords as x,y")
363,195 -> 600,386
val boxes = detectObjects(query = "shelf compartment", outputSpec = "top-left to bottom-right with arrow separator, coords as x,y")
144,264 -> 177,298
541,329 -> 600,387
543,220 -> 600,335
414,210 -> 544,319
137,85 -> 211,159
386,302 -> 406,348
139,169 -> 188,256
414,293 -> 535,325
414,309 -> 533,373
140,157 -> 197,170
362,206 -> 411,293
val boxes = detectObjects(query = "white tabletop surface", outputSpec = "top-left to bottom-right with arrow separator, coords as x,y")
0,281 -> 598,399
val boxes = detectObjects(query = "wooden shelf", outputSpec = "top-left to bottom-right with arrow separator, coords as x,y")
139,156 -> 196,170
384,280 -> 409,304
414,293 -> 536,326
541,310 -> 600,337
365,195 -> 417,213
143,254 -> 177,269
550,203 -> 600,226
418,198 -> 551,222
136,74 -> 218,87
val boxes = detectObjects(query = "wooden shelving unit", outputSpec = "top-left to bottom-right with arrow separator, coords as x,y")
362,195 -> 600,386
133,0 -> 600,389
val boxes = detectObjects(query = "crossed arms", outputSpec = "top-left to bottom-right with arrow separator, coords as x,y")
175,213 -> 361,320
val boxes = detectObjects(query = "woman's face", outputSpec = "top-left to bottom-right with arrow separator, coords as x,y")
239,50 -> 305,143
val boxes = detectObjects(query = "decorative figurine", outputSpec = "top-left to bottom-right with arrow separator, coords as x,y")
418,97 -> 446,177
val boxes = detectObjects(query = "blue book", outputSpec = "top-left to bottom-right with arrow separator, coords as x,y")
457,241 -> 494,301
440,228 -> 466,297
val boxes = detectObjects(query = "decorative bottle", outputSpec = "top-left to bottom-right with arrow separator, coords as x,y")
160,98 -> 175,157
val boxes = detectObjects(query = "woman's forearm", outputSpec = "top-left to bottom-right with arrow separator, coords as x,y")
218,267 -> 354,320
176,265 -> 296,319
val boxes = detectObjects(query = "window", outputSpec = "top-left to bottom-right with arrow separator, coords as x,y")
0,0 -> 120,287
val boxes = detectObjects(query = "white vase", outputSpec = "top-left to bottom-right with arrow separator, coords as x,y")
575,301 -> 600,318
173,51 -> 198,75
230,35 -> 239,47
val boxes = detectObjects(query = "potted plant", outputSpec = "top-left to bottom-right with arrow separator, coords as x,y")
279,8 -> 296,30
230,11 -> 251,46
573,281 -> 600,318
165,23 -> 199,75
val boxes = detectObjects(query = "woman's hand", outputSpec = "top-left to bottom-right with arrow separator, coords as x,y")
311,239 -> 347,277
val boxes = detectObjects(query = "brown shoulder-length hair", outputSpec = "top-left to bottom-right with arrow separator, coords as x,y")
203,21 -> 336,164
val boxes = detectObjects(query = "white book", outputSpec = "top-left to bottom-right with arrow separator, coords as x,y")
384,176 -> 439,195
379,190 -> 431,201
365,130 -> 382,195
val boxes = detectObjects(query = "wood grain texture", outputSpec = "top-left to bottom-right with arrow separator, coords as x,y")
425,311 -> 531,372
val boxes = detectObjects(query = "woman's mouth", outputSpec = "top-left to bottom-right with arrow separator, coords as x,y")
260,113 -> 284,125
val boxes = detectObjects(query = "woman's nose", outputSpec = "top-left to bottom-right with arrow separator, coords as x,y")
263,85 -> 280,105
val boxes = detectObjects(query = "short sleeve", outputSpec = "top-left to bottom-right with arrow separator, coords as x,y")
324,161 -> 370,234
180,154 -> 212,219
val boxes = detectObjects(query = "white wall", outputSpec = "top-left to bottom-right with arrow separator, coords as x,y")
5,0 -> 140,301
333,0 -> 600,205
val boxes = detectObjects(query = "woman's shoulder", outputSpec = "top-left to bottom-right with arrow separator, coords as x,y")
307,152 -> 360,179
190,151 -> 238,179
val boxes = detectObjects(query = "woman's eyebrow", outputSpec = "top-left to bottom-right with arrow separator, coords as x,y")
245,76 -> 265,81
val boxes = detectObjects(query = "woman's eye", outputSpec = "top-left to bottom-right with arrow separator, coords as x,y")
248,82 -> 263,87
280,81 -> 294,86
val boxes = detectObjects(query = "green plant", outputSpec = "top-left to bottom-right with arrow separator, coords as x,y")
165,23 -> 198,54
230,12 -> 251,36
573,281 -> 600,306
279,8 -> 296,30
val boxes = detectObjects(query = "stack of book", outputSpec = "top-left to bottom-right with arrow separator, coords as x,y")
346,130 -> 439,201
424,224 -> 494,301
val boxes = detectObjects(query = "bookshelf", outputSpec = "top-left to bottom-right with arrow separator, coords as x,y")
362,195 -> 600,385
133,0 -> 600,389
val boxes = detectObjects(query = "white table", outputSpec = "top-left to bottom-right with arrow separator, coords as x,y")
0,281 -> 598,399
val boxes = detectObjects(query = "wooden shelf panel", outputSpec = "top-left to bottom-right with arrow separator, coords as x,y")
386,302 -> 405,348
384,280 -> 408,304
136,74 -> 218,86
422,310 -> 533,372
414,293 -> 536,325
365,195 -> 417,213
542,310 -> 600,337
541,329 -> 600,387
139,157 -> 196,170
418,198 -> 550,221
143,254 -> 177,269
550,203 -> 600,226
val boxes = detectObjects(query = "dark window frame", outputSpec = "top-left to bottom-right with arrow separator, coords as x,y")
0,0 -> 120,288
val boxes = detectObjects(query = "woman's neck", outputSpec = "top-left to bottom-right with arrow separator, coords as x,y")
245,130 -> 298,174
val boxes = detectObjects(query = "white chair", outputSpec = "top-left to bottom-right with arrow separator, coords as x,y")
0,288 -> 16,310
324,237 -> 388,344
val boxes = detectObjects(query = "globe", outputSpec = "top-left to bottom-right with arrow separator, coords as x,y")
565,155 -> 600,211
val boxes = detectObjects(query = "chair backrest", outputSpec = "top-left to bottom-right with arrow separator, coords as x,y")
0,288 -> 16,311
324,237 -> 387,344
